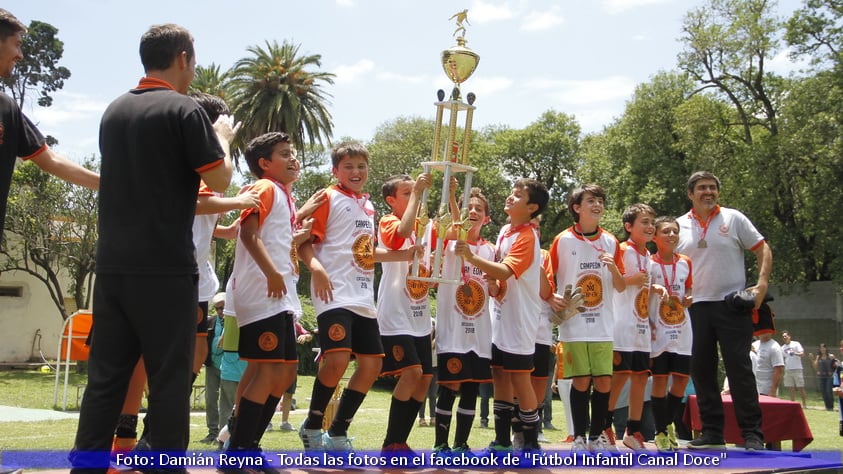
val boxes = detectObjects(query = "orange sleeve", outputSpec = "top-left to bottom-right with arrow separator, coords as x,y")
549,233 -> 561,276
309,188 -> 331,244
197,181 -> 214,197
195,159 -> 223,173
541,248 -> 556,294
21,144 -> 48,161
502,228 -> 535,279
612,239 -> 625,275
681,254 -> 693,289
378,214 -> 405,250
240,179 -> 274,230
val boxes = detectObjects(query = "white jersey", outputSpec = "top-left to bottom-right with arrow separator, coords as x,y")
492,223 -> 543,356
551,227 -> 625,343
231,178 -> 300,326
536,249 -> 555,346
782,341 -> 804,370
752,338 -> 784,396
436,239 -> 495,358
676,206 -> 764,301
310,185 -> 377,318
376,214 -> 431,337
194,183 -> 220,303
649,253 -> 693,357
612,241 -> 652,352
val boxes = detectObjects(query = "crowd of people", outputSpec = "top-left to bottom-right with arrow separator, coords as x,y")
3,9 -> 843,474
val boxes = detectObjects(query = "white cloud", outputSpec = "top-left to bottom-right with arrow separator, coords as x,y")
332,59 -> 375,84
469,0 -> 514,23
375,71 -> 429,85
26,91 -> 108,128
768,47 -> 811,76
601,0 -> 672,15
527,75 -> 636,105
521,7 -> 564,32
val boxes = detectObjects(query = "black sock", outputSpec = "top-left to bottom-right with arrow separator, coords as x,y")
667,393 -> 683,432
383,396 -> 408,447
589,390 -> 610,440
511,401 -> 522,434
304,378 -> 336,430
434,386 -> 457,448
228,397 -> 263,450
651,396 -> 667,433
328,389 -> 366,437
254,395 -> 280,446
453,383 -> 478,447
627,418 -> 642,435
400,398 -> 423,443
115,414 -> 138,439
570,386 -> 590,438
493,400 -> 514,447
605,409 -> 615,431
519,408 -> 541,449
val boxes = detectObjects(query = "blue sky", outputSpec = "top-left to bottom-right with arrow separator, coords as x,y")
9,0 -> 805,161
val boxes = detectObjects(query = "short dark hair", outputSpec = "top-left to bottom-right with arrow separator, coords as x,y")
0,9 -> 26,41
687,171 -> 721,192
567,184 -> 606,223
189,92 -> 229,124
381,174 -> 412,201
330,141 -> 369,168
469,187 -> 491,216
244,132 -> 291,178
139,24 -> 194,72
622,203 -> 656,233
514,178 -> 548,219
654,215 -> 678,231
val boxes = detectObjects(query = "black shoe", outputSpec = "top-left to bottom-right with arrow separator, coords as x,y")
687,434 -> 726,450
200,433 -> 218,444
744,435 -> 764,452
839,420 -> 842,437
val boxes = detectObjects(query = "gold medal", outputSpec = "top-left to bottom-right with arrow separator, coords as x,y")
698,239 -> 707,248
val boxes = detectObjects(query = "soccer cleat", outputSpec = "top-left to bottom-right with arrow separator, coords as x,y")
622,431 -> 647,451
322,432 -> 354,452
562,434 -> 575,443
687,434 -> 726,450
483,441 -> 513,453
589,432 -> 614,452
655,431 -> 672,452
199,433 -> 217,444
571,436 -> 588,452
452,443 -> 472,454
432,444 -> 451,454
667,424 -> 679,450
537,431 -> 549,443
298,422 -> 324,451
511,431 -> 524,450
601,428 -> 619,452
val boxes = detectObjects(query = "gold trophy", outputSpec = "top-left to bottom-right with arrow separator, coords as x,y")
410,10 -> 479,284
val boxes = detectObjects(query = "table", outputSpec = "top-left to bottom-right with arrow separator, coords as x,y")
684,394 -> 813,451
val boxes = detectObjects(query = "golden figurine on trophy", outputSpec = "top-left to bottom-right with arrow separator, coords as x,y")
410,10 -> 480,284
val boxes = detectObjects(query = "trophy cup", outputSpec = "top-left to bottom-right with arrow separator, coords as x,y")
410,10 -> 480,284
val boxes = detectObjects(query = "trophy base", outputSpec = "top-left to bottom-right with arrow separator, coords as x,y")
420,161 -> 477,173
407,275 -> 462,285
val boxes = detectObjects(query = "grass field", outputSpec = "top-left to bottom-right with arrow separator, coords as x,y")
1,367 -> 842,453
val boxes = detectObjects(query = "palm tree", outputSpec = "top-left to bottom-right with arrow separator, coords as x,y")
189,63 -> 230,99
226,40 -> 335,154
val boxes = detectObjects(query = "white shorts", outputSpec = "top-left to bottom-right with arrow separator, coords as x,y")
783,369 -> 804,388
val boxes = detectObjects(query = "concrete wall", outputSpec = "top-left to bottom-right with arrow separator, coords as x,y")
0,269 -> 68,362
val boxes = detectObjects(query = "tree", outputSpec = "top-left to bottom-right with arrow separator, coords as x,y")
0,158 -> 98,320
226,40 -> 335,155
785,0 -> 843,70
0,20 -> 71,109
189,63 -> 230,99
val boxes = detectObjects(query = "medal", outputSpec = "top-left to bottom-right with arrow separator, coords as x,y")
698,239 -> 707,248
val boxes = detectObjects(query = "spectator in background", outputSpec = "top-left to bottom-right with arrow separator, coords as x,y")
781,331 -> 807,408
201,293 -> 226,443
275,320 -> 313,432
752,333 -> 784,397
418,318 -> 437,427
810,343 -> 836,411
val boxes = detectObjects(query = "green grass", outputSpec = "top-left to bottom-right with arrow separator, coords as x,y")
1,368 -> 842,453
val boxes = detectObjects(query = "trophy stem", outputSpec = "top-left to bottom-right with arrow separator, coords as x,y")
461,106 -> 475,165
431,101 -> 445,162
445,96 -> 460,162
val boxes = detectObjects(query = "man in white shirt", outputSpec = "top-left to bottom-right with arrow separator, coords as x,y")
752,334 -> 784,397
781,331 -> 807,408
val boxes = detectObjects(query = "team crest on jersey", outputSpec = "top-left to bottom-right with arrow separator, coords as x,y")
447,357 -> 463,375
494,280 -> 507,303
290,246 -> 299,276
576,274 -> 603,308
405,264 -> 431,301
328,323 -> 346,342
659,297 -> 685,325
392,345 -> 405,362
613,351 -> 622,366
634,287 -> 650,320
455,280 -> 485,318
719,224 -> 730,235
351,233 -> 374,271
258,332 -> 278,351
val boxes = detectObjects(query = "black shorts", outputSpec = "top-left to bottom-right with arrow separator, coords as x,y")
317,308 -> 384,357
650,352 -> 691,377
196,301 -> 209,336
238,311 -> 297,363
437,351 -> 492,383
381,334 -> 433,376
490,344 -> 534,373
612,350 -> 650,374
531,343 -> 551,379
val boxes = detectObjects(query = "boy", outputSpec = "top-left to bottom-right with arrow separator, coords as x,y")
549,184 -> 626,452
225,131 -> 302,463
455,178 -> 550,453
606,204 -> 656,450
378,173 -> 435,451
298,141 -> 417,451
649,216 -> 693,452
433,187 -> 496,454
